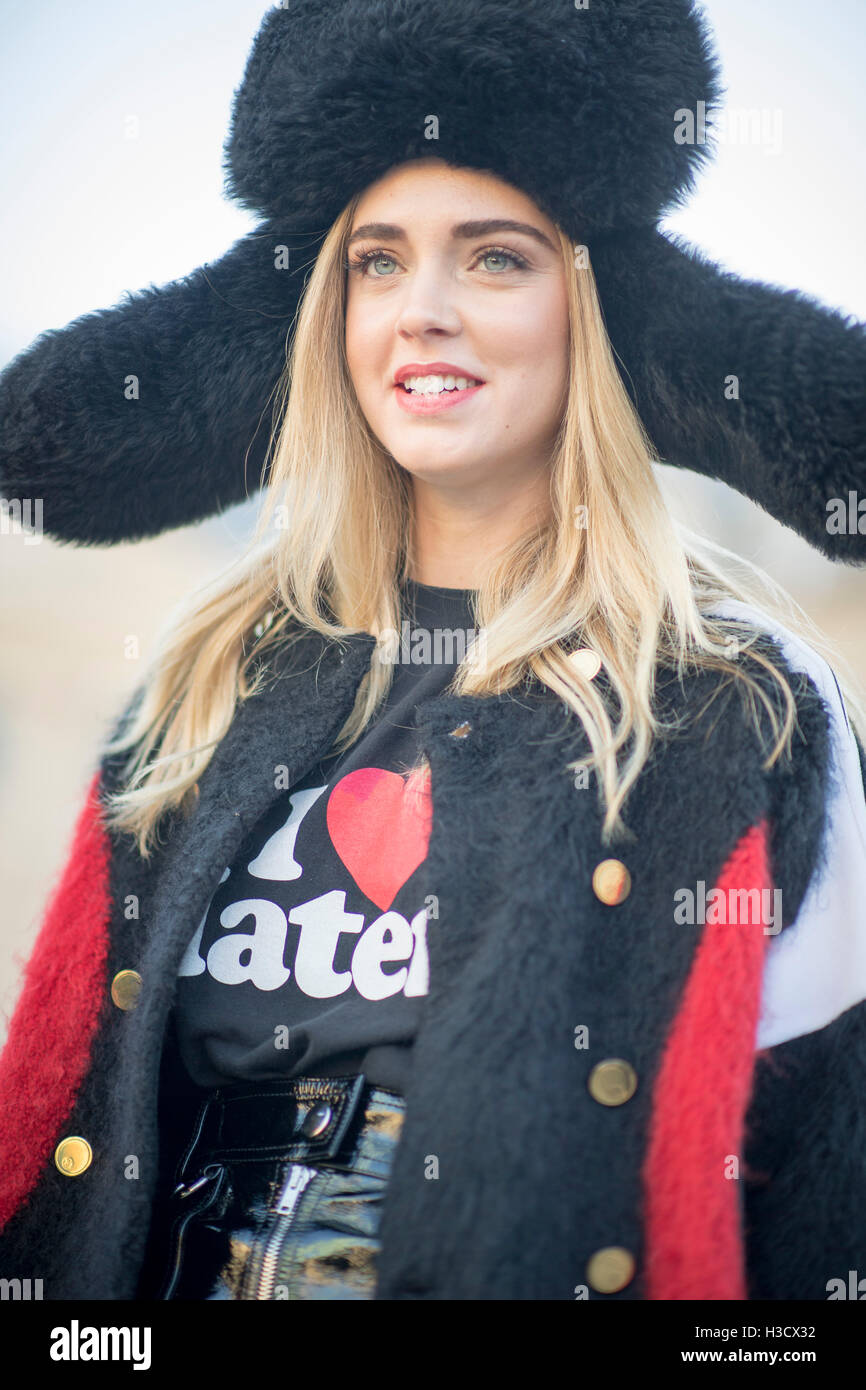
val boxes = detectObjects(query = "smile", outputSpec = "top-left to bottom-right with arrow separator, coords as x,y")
395,378 -> 485,415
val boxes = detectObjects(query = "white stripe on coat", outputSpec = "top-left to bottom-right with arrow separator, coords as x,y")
711,599 -> 866,1048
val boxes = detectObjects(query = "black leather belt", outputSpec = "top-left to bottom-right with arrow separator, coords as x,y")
173,1073 -> 372,1194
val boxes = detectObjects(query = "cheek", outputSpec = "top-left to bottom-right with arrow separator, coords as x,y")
345,297 -> 391,393
502,310 -> 568,421
343,299 -> 364,376
530,304 -> 569,410
494,289 -> 567,371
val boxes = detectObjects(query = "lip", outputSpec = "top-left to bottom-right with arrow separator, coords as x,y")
395,379 -> 485,415
393,361 -> 485,386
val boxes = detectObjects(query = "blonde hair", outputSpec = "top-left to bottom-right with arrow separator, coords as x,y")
100,189 -> 864,859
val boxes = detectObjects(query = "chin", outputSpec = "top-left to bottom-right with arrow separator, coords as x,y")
395,451 -> 482,481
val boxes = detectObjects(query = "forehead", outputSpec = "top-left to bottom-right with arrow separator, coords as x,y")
351,158 -> 560,242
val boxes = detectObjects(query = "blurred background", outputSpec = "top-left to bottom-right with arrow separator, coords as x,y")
1,0 -> 865,1043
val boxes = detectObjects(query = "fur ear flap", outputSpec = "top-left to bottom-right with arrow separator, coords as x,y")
2,220 -> 863,562
0,224 -> 323,546
591,229 -> 866,564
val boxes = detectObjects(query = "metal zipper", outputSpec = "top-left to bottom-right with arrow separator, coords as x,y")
254,1162 -> 319,1301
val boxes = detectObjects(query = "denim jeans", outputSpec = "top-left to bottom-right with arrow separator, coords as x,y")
156,1074 -> 404,1300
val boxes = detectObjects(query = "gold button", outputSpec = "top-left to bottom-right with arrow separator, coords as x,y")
592,859 -> 631,905
568,647 -> 602,680
449,721 -> 472,738
54,1137 -> 93,1177
586,1246 -> 636,1293
588,1059 -> 638,1106
110,969 -> 142,1011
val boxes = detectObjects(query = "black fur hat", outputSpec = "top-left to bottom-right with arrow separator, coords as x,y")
1,0 -> 863,560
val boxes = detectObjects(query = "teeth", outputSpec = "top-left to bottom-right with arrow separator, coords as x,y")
401,374 -> 481,394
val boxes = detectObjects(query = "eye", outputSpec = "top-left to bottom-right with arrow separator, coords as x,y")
344,244 -> 530,278
345,249 -> 399,277
475,246 -> 529,273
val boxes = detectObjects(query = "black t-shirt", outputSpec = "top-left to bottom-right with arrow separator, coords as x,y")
172,579 -> 479,1097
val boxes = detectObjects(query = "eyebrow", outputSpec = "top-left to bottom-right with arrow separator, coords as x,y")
346,218 -> 557,253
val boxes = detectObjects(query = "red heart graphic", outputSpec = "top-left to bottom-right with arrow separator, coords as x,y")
326,767 -> 432,911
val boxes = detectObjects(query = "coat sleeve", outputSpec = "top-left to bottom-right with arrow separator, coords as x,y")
742,634 -> 866,1299
0,767 -> 112,1243
0,682 -> 143,1267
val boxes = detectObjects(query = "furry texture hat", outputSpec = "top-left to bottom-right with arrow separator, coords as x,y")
1,0 -> 863,560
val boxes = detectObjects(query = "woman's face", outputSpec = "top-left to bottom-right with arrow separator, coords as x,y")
344,159 -> 569,502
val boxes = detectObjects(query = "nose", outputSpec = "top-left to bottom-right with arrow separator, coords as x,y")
393,264 -> 462,340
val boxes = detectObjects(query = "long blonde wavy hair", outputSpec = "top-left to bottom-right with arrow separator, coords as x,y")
100,186 -> 863,860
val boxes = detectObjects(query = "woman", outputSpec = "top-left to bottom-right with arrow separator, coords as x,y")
0,0 -> 864,1302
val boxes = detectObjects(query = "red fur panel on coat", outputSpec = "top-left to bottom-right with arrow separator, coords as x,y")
642,821 -> 773,1299
0,771 -> 111,1229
